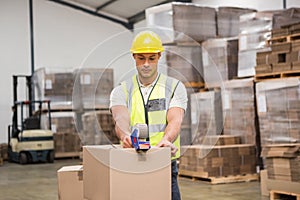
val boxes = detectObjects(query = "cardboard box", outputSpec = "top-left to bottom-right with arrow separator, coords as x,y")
260,170 -> 269,196
83,145 -> 171,200
267,179 -> 300,194
57,165 -> 83,200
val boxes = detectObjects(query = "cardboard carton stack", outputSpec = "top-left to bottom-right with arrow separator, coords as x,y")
146,2 -> 216,44
33,68 -> 74,109
256,22 -> 300,74
42,112 -> 81,157
73,68 -> 114,110
179,143 -> 257,178
202,37 -> 239,88
165,45 -> 203,84
261,144 -> 300,182
238,8 -> 300,78
222,78 -> 256,144
256,78 -> 300,146
81,110 -> 119,145
190,90 -> 223,145
217,7 -> 256,37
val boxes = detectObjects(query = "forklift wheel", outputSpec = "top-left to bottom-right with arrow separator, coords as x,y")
19,152 -> 28,164
47,151 -> 54,163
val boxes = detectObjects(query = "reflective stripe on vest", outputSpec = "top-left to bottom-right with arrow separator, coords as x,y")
121,74 -> 180,159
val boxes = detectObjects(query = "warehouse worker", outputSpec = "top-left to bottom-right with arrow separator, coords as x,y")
110,30 -> 187,200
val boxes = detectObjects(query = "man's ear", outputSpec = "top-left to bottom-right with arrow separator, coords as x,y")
132,53 -> 136,58
158,52 -> 161,59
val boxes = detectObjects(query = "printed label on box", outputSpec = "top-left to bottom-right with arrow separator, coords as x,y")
45,79 -> 52,89
257,94 -> 267,113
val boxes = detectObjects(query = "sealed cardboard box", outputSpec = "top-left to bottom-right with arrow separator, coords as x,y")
57,165 -> 83,200
83,145 -> 171,200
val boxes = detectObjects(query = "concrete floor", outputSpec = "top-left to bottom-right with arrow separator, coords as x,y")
0,159 -> 269,200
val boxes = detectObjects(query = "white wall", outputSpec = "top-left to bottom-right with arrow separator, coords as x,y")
0,0 -> 134,143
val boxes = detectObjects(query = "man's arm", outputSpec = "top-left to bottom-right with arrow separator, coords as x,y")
156,107 -> 185,155
111,105 -> 132,148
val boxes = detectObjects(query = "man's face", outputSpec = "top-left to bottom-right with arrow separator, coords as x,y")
133,53 -> 160,80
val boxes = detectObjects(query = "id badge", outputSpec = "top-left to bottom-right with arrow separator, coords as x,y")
147,98 -> 166,111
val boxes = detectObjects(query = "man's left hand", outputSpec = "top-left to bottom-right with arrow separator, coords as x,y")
156,138 -> 178,157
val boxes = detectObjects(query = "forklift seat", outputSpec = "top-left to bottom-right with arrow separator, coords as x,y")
24,116 -> 40,130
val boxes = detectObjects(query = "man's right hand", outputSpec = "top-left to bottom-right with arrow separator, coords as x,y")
121,135 -> 132,148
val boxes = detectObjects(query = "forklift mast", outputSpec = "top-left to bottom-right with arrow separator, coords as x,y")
12,75 -> 34,137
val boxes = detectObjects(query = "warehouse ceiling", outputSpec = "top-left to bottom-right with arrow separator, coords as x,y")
48,0 -> 192,29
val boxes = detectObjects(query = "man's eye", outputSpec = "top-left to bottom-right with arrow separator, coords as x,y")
149,57 -> 155,61
138,57 -> 145,60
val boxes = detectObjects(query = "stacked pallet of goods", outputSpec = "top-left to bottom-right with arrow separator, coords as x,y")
256,22 -> 300,78
238,8 -> 300,78
33,67 -> 115,158
256,77 -> 300,196
81,110 -> 119,145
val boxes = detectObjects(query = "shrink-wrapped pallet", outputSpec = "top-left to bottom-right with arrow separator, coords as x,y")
165,45 -> 203,83
146,2 -> 216,43
222,78 -> 256,144
33,68 -> 74,109
81,110 -> 119,145
202,37 -> 238,87
190,91 -> 223,145
73,68 -> 113,110
256,78 -> 300,146
217,7 -> 256,37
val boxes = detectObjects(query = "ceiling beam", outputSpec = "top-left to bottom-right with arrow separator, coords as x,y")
48,0 -> 133,29
96,0 -> 118,12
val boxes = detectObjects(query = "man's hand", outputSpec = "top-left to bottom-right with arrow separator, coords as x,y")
121,134 -> 132,148
156,138 -> 178,157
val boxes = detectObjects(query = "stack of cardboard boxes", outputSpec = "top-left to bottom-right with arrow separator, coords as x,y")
33,67 -> 115,158
81,110 -> 119,145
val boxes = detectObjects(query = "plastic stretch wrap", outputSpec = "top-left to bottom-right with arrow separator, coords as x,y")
73,68 -> 113,110
190,91 -> 223,145
256,78 -> 300,146
81,110 -> 119,145
222,78 -> 256,144
165,45 -> 203,83
217,7 -> 256,37
33,68 -> 74,109
146,2 -> 216,43
41,112 -> 81,153
202,37 -> 238,87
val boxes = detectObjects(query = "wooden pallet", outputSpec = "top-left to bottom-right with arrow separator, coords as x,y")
266,33 -> 300,46
270,190 -> 300,200
55,151 -> 81,159
184,82 -> 205,88
179,170 -> 258,184
255,70 -> 300,81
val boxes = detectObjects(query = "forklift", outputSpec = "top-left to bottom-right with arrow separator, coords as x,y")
8,75 -> 54,164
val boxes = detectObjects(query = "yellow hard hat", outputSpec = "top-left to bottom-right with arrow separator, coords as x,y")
130,31 -> 164,53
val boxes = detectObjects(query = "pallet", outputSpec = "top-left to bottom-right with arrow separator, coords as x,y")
55,151 -> 81,159
0,158 -> 3,166
266,33 -> 300,46
184,82 -> 205,88
179,170 -> 258,184
270,190 -> 300,200
255,70 -> 300,81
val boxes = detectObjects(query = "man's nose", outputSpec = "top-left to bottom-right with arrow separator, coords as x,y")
144,59 -> 150,67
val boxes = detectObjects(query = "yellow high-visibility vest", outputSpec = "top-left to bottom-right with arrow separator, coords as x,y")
121,73 -> 180,159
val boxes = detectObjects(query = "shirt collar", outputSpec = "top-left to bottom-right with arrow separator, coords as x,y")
137,73 -> 159,88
